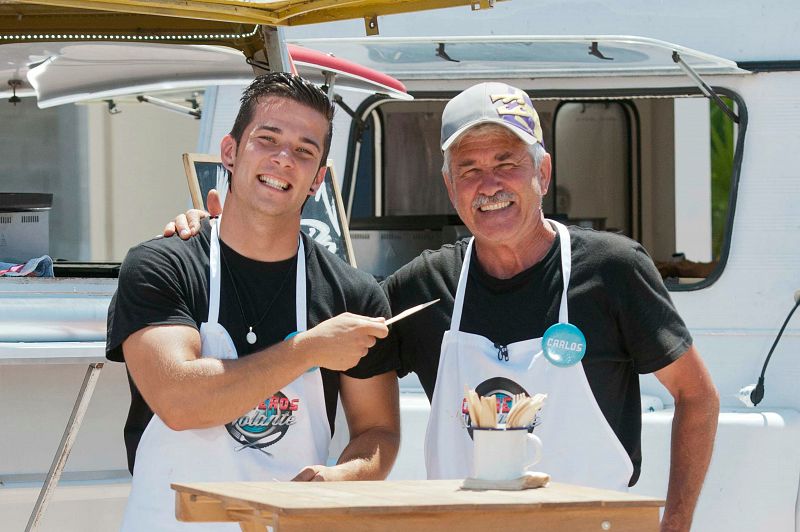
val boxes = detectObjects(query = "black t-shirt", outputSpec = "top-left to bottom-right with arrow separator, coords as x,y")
107,219 -> 396,473
381,226 -> 692,485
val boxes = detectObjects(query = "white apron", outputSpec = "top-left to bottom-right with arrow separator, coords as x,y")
424,221 -> 633,491
122,219 -> 330,531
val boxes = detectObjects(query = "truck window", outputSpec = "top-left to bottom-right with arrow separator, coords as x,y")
345,91 -> 741,289
553,102 -> 633,236
381,101 -> 454,217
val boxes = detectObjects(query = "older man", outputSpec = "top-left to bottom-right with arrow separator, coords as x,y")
168,81 -> 719,532
382,83 -> 719,532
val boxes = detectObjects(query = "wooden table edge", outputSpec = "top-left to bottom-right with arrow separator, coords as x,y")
172,481 -> 665,519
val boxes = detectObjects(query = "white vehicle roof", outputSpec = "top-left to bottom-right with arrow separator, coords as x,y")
289,35 -> 748,80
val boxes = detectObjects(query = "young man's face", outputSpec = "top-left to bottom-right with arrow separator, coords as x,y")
444,127 -> 551,246
221,96 -> 328,221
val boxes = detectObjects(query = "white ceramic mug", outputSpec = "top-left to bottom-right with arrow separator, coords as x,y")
472,428 -> 543,481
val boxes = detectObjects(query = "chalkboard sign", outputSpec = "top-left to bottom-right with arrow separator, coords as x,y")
183,153 -> 356,266
183,153 -> 229,210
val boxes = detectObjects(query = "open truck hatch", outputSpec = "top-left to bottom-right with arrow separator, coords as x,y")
1,41 -> 410,108
0,0 -> 497,105
290,35 -> 749,79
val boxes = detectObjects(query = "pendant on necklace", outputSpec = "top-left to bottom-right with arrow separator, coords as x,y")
246,327 -> 257,345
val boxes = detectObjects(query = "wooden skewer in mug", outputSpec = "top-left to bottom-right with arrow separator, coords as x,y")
483,395 -> 497,428
465,386 -> 482,428
480,395 -> 491,428
464,386 -> 500,428
465,388 -> 547,428
506,393 -> 547,428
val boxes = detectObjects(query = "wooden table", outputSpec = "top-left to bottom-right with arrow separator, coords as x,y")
172,479 -> 664,532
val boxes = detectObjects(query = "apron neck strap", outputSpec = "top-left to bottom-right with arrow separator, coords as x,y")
208,217 -> 222,325
450,237 -> 474,332
550,220 -> 572,324
449,220 -> 573,332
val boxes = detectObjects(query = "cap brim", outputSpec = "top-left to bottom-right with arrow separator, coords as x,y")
441,117 -> 538,151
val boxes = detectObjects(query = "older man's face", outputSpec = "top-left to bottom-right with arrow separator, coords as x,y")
444,128 -> 551,246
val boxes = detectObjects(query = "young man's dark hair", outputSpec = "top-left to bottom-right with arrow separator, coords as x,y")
227,72 -> 335,189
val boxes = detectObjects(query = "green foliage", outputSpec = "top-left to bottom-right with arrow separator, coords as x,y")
709,98 -> 734,258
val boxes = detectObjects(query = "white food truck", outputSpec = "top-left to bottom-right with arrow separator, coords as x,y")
1,1 -> 798,531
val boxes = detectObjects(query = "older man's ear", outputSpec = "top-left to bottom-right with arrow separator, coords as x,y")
538,153 -> 553,196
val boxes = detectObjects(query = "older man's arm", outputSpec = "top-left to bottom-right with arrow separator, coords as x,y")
654,345 -> 720,532
292,371 -> 400,481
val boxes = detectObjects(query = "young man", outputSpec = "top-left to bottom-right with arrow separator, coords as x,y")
107,73 -> 399,531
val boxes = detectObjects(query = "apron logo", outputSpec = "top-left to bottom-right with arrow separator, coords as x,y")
226,392 -> 299,453
461,377 -> 543,439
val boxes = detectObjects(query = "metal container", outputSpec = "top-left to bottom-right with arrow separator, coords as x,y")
0,193 -> 52,263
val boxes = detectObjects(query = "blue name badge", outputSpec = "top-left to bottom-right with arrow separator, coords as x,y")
285,331 -> 319,373
542,323 -> 586,367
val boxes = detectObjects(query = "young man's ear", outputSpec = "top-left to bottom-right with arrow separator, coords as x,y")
220,134 -> 237,172
308,164 -> 328,196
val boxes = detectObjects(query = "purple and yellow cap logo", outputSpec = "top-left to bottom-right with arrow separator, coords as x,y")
441,82 -> 543,151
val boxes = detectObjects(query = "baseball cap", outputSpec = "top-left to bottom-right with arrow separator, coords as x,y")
440,82 -> 544,151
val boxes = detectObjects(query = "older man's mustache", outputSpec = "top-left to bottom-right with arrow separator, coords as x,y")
472,191 -> 516,210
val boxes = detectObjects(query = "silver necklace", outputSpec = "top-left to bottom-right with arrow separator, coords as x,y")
219,243 -> 294,345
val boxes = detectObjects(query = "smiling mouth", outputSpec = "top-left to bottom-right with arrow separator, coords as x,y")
478,201 -> 512,212
258,175 -> 290,191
